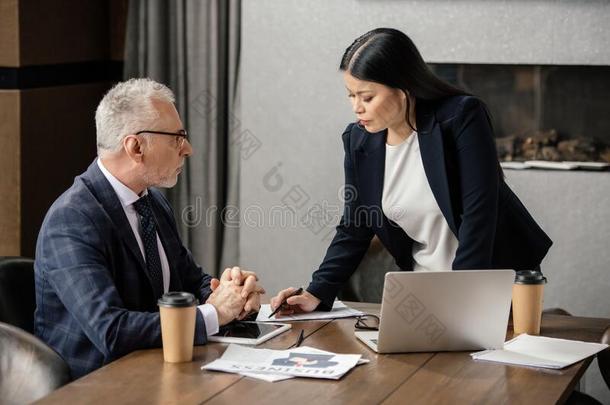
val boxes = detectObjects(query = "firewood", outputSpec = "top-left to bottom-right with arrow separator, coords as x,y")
541,146 -> 561,161
495,135 -> 516,161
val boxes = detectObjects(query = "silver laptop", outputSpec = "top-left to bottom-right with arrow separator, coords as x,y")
355,270 -> 514,353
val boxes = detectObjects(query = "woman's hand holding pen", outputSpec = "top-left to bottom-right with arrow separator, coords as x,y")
270,287 -> 321,316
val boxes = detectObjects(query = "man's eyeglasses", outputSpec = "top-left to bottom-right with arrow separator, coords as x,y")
354,314 -> 380,331
135,129 -> 188,149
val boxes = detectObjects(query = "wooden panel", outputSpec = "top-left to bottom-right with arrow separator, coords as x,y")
0,0 -> 19,66
33,305 -> 609,404
382,313 -> 610,405
383,351 -> 592,405
20,83 -> 109,257
533,314 -> 610,343
206,317 -> 435,405
35,319 -> 331,404
109,0 -> 128,61
0,90 -> 21,255
19,0 -> 109,66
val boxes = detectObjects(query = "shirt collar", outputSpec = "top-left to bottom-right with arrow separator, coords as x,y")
96,158 -> 147,208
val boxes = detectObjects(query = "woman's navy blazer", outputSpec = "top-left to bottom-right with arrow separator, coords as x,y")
307,95 -> 553,308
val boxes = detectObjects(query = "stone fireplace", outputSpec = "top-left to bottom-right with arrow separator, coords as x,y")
431,64 -> 610,164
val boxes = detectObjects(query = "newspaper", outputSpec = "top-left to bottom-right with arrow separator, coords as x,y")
240,348 -> 370,382
202,344 -> 362,380
256,300 -> 365,322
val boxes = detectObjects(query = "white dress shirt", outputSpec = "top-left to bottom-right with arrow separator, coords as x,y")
382,132 -> 459,272
97,159 -> 219,336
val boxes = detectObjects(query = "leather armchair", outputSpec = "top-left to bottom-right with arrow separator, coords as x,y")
0,322 -> 70,404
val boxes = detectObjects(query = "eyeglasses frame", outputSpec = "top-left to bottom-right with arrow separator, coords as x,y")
354,314 -> 381,331
135,129 -> 189,149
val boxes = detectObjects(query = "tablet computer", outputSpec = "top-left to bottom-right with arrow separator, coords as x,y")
208,321 -> 291,345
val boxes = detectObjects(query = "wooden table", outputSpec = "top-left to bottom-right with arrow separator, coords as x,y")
36,303 -> 610,405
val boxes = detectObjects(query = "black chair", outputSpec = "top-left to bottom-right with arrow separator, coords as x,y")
0,256 -> 36,333
337,237 -> 399,303
0,322 -> 70,403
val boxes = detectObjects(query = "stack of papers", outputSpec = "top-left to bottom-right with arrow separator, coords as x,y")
471,334 -> 608,369
256,300 -> 365,322
202,344 -> 365,381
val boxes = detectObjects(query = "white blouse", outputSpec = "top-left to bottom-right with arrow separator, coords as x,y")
381,132 -> 459,272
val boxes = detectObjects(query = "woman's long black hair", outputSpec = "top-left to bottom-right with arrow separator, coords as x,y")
340,28 -> 504,179
340,28 -> 469,130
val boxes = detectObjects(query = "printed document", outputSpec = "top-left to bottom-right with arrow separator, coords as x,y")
202,344 -> 362,380
256,300 -> 365,322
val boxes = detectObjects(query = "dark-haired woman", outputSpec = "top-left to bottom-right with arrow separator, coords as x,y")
271,28 -> 552,313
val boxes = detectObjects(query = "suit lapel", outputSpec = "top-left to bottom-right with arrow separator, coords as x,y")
416,103 -> 458,236
82,161 -> 148,273
354,127 -> 397,249
355,129 -> 386,210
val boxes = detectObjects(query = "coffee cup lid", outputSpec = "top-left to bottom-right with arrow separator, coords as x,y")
158,292 -> 198,308
515,270 -> 547,285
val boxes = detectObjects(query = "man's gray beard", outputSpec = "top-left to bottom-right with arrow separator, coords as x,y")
142,172 -> 178,189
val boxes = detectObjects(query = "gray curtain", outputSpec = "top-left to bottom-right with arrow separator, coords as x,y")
124,0 -> 241,276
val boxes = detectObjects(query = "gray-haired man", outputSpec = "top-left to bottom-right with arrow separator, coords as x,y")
34,78 -> 263,379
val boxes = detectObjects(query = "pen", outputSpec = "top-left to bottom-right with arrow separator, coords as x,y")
268,287 -> 303,318
295,329 -> 305,347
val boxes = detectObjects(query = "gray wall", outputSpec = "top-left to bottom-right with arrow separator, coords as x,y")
239,1 -> 610,399
239,0 -> 610,303
504,170 -> 610,318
